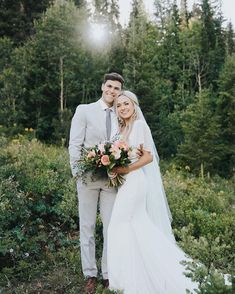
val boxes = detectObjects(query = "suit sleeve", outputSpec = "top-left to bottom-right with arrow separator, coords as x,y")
68,105 -> 87,177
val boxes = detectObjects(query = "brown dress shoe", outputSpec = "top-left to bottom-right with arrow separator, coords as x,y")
84,277 -> 97,294
102,279 -> 109,288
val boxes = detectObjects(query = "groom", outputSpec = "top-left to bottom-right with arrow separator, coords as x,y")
69,72 -> 124,293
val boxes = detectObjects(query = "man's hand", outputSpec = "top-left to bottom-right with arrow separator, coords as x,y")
112,166 -> 130,174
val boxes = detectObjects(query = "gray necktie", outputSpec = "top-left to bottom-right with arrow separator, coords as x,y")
106,108 -> 112,141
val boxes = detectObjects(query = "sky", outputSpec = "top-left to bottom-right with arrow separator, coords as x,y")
118,0 -> 235,28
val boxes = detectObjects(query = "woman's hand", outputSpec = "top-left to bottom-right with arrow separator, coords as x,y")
112,166 -> 130,174
136,144 -> 143,158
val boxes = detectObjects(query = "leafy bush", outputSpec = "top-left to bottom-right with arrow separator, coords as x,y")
163,163 -> 234,291
0,137 -> 234,292
0,136 -> 77,280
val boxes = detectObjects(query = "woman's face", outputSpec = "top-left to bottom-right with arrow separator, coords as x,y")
116,95 -> 135,122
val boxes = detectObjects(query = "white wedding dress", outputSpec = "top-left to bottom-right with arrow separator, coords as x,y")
107,120 -> 198,294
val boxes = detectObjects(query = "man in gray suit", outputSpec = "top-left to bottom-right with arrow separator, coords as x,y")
69,72 -> 124,293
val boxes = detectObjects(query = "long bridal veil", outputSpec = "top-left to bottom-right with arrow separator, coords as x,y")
136,106 -> 175,242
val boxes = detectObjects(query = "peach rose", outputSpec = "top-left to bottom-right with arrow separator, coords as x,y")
101,155 -> 110,166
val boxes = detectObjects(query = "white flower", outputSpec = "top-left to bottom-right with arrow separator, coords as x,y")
110,146 -> 121,159
25,252 -> 29,257
112,149 -> 121,160
9,248 -> 14,253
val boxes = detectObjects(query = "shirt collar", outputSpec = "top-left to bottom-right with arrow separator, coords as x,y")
99,98 -> 115,111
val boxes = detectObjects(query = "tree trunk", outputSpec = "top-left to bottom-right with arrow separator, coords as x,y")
60,56 -> 64,114
200,162 -> 204,178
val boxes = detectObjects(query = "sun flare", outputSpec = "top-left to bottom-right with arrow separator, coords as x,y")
89,23 -> 107,44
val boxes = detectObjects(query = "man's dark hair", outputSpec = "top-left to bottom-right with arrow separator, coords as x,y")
103,72 -> 124,87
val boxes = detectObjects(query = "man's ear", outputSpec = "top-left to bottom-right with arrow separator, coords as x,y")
101,83 -> 104,91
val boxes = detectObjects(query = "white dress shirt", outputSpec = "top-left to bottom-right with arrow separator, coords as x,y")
99,98 -> 119,140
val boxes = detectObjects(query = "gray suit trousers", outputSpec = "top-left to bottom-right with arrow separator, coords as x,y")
77,178 -> 116,279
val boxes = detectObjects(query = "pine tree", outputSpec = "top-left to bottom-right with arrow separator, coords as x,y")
88,0 -> 123,95
123,0 -> 163,150
154,0 -> 172,29
199,0 -> 225,89
0,0 -> 51,44
0,44 -> 28,130
216,55 -> 235,176
92,0 -> 120,29
103,0 -> 123,73
180,0 -> 189,27
178,89 -> 224,176
124,0 -> 148,86
0,0 -> 91,142
226,22 -> 235,55
151,2 -> 185,156
211,1 -> 226,88
0,37 -> 13,71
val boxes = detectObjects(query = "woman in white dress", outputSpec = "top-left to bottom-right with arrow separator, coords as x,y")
107,91 -> 198,294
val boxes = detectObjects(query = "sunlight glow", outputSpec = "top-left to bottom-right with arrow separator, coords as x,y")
89,23 -> 107,44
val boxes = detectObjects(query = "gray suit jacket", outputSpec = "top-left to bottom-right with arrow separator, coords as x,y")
69,100 -> 118,176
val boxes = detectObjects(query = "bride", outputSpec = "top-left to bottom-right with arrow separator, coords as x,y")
107,91 -> 198,294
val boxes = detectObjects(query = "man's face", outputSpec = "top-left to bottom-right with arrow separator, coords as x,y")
101,80 -> 122,107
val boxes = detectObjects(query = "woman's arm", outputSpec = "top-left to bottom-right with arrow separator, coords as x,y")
112,148 -> 153,174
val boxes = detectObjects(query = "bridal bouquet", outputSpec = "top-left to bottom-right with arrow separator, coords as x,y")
76,140 -> 132,187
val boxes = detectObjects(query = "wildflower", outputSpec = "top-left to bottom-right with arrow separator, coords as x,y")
9,248 -> 14,253
29,128 -> 34,132
24,252 -> 29,257
185,165 -> 190,171
25,128 -> 29,132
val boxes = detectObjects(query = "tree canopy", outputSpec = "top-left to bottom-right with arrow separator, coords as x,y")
0,0 -> 234,177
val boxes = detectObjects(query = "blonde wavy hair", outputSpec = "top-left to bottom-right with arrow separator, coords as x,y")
115,90 -> 140,141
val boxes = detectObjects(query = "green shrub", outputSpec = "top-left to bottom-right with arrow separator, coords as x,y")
0,137 -> 234,292
163,163 -> 234,288
0,137 -> 77,280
